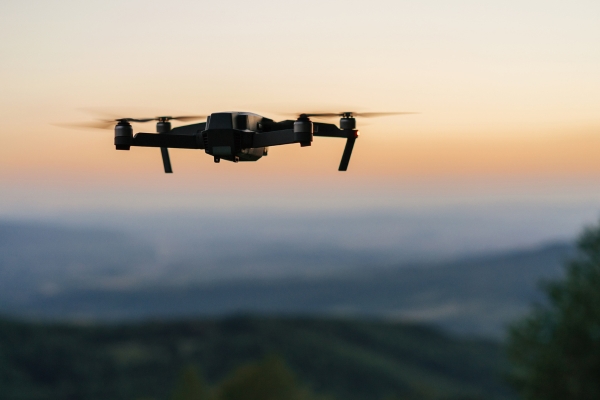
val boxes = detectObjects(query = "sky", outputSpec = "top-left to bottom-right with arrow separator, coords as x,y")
1,0 -> 600,249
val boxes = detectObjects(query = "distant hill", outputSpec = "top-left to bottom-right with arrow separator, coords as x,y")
0,220 -> 574,338
0,221 -> 156,301
0,315 -> 514,400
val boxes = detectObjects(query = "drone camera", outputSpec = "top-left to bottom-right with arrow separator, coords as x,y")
235,115 -> 248,130
114,121 -> 133,151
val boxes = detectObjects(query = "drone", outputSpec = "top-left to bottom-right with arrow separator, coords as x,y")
76,111 -> 415,173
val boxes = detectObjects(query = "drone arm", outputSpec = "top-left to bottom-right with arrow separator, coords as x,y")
169,122 -> 206,136
253,129 -> 311,147
313,123 -> 346,138
314,131 -> 347,138
131,133 -> 203,149
305,123 -> 357,171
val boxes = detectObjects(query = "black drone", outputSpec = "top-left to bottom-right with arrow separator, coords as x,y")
78,111 -> 414,173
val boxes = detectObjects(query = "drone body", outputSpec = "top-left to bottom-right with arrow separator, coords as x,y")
114,112 -> 361,173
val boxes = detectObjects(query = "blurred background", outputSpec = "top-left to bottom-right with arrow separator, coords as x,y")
1,1 -> 600,399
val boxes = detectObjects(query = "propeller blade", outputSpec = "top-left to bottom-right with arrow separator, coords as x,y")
352,112 -> 419,118
160,147 -> 173,173
339,137 -> 356,171
55,118 -> 155,130
169,115 -> 208,122
300,111 -> 418,118
303,113 -> 344,118
124,118 -> 156,123
60,112 -> 208,130
54,120 -> 115,130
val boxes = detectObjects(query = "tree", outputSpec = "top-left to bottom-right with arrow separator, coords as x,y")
170,365 -> 211,400
215,355 -> 315,400
507,221 -> 600,400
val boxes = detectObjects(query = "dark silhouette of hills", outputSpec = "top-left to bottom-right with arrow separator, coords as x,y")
0,315 -> 514,400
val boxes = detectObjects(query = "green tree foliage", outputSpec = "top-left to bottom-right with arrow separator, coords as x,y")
170,365 -> 210,400
0,316 -> 510,400
215,355 -> 313,400
507,221 -> 600,400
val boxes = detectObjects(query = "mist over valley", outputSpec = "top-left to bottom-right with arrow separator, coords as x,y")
0,213 -> 576,338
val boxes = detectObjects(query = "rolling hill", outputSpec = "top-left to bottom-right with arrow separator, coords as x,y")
0,315 -> 513,400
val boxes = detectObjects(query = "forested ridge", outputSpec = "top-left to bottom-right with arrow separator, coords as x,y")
0,315 -> 513,400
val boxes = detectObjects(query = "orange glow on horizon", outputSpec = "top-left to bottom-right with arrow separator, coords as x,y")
2,125 -> 600,191
1,1 -> 600,202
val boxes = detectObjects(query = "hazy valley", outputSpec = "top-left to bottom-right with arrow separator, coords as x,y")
0,220 -> 573,338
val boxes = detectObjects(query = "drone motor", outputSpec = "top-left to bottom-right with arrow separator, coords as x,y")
114,121 -> 133,151
156,118 -> 171,133
339,114 -> 357,130
294,115 -> 313,147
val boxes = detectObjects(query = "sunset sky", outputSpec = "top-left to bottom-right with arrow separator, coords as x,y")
1,1 -> 600,247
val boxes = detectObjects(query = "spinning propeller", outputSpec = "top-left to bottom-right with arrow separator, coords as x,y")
297,111 -> 418,118
60,115 -> 206,130
61,114 -> 206,173
292,111 -> 418,171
